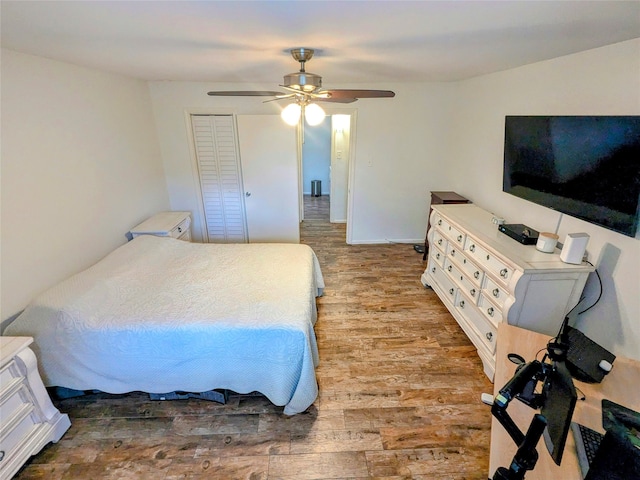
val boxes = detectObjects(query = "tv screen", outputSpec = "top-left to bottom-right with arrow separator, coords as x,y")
503,116 -> 640,237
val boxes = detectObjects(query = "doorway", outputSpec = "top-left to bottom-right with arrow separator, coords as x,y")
301,113 -> 353,228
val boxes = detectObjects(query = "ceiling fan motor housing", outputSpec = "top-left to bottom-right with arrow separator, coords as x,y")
283,71 -> 322,92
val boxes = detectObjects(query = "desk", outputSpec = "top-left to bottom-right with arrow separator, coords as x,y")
489,323 -> 640,479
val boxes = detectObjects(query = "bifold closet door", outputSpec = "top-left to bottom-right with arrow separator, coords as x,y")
191,115 -> 248,243
236,115 -> 300,243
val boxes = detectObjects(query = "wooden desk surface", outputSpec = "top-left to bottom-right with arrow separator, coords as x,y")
489,323 -> 640,479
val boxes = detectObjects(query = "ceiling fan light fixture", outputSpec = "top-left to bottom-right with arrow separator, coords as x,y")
281,103 -> 302,126
304,103 -> 326,126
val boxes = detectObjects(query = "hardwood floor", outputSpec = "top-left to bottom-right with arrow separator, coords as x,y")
14,195 -> 493,480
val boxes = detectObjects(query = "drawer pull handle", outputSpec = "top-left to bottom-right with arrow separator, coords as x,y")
487,307 -> 495,317
438,239 -> 443,246
431,267 -> 436,273
470,288 -> 476,297
178,227 -> 182,233
493,288 -> 500,297
436,253 -> 440,259
486,332 -> 493,341
459,300 -> 465,308
450,250 -> 456,256
486,254 -> 490,260
500,268 -> 508,278
470,244 -> 476,252
449,288 -> 455,295
0,450 -> 4,461
457,234 -> 463,242
447,265 -> 452,272
437,219 -> 442,226
474,271 -> 480,279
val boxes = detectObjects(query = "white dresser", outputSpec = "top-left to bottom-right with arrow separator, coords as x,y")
0,337 -> 71,480
130,211 -> 192,242
421,204 -> 594,380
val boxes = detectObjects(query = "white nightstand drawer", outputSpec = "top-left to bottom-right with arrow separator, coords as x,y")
0,404 -> 38,464
1,385 -> 31,427
0,361 -> 21,393
170,216 -> 191,240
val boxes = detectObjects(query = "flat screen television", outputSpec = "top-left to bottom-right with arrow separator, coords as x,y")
503,116 -> 640,237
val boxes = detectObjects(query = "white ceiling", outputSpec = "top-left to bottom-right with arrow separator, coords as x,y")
1,1 -> 639,85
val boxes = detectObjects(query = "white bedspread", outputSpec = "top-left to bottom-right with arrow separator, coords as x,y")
5,236 -> 325,414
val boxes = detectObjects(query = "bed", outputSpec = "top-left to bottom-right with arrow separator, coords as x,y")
4,235 -> 325,415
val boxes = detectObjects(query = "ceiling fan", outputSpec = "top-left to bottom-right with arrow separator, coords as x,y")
207,48 -> 395,125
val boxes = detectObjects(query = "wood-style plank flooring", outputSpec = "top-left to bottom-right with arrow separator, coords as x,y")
14,195 -> 493,479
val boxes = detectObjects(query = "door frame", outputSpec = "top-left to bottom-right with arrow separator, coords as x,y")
297,107 -> 358,243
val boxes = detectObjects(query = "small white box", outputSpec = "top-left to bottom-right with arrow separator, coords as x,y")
560,233 -> 590,264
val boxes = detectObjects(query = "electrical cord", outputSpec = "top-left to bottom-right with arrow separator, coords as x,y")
578,261 -> 603,315
553,261 -> 603,340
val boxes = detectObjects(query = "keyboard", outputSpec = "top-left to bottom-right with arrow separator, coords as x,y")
571,422 -> 603,479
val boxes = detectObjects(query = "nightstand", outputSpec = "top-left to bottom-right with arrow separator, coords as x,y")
130,211 -> 192,242
0,337 -> 71,480
422,192 -> 470,260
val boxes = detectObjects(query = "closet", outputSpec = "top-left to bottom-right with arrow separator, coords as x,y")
190,114 -> 299,243
191,115 -> 247,242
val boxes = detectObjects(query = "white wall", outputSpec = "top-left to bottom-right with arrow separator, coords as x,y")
148,81 -> 456,244
0,49 -> 170,320
447,39 -> 640,360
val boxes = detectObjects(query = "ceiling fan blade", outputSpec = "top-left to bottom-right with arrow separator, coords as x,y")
322,89 -> 395,99
262,94 -> 296,103
207,91 -> 283,97
316,97 -> 358,104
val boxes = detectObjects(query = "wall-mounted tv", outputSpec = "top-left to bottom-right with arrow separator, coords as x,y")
503,116 -> 640,237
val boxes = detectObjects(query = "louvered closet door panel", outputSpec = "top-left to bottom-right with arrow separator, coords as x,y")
191,115 -> 247,243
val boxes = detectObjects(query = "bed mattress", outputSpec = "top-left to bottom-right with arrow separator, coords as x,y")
5,235 -> 324,414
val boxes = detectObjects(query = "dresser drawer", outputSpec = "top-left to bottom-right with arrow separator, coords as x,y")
443,258 -> 478,303
434,214 -> 466,247
483,276 -> 509,309
430,247 -> 446,269
429,262 -> 457,304
464,237 -> 514,286
477,294 -> 503,327
446,245 -> 484,287
454,291 -> 498,354
431,229 -> 447,251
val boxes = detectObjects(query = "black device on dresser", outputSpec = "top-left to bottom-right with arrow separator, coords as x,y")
498,223 -> 540,245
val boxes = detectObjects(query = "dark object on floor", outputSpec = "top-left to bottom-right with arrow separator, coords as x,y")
149,390 -> 228,404
49,386 -> 228,405
414,244 -> 425,254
